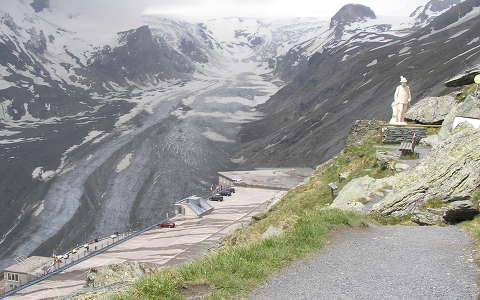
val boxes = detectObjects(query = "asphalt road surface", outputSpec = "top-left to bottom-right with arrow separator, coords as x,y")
250,225 -> 479,300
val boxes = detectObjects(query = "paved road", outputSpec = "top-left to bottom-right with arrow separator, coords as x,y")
9,187 -> 285,299
250,225 -> 478,300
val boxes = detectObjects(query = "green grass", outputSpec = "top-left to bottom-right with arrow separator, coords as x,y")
368,212 -> 416,226
455,84 -> 478,102
420,198 -> 447,211
111,210 -> 365,300
400,152 -> 418,160
101,135 -> 399,300
426,127 -> 440,136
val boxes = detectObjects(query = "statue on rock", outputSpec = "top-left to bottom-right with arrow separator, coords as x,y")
390,76 -> 412,124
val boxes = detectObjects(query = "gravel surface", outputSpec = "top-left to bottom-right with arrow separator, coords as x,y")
250,225 -> 478,300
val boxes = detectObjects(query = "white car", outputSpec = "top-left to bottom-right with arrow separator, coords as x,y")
62,254 -> 69,259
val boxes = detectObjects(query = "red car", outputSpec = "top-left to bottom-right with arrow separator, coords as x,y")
159,221 -> 176,228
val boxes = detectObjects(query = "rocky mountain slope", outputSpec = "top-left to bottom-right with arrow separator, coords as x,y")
0,2 -> 331,270
238,0 -> 480,168
0,0 -> 474,272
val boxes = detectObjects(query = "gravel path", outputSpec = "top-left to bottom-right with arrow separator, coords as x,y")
250,225 -> 478,300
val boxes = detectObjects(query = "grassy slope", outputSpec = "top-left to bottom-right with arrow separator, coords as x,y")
84,137 -> 396,300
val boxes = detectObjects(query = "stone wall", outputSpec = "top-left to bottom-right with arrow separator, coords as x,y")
346,120 -> 385,145
382,126 -> 427,144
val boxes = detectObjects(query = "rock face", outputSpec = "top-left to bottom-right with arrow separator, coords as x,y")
405,95 -> 456,124
346,120 -> 384,145
445,68 -> 480,87
238,0 -> 480,168
329,4 -> 376,29
373,126 -> 480,216
411,0 -> 462,27
438,94 -> 480,140
411,211 -> 445,226
86,25 -> 194,89
330,176 -> 394,214
443,200 -> 479,223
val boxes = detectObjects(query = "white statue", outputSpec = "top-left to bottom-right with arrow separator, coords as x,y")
390,76 -> 411,124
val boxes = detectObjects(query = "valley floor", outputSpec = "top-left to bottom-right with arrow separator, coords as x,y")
249,225 -> 478,300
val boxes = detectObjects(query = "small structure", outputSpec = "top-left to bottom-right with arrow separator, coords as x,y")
2,256 -> 51,292
382,124 -> 429,144
175,196 -> 214,217
218,168 -> 314,191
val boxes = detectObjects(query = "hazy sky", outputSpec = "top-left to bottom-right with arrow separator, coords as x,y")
142,0 -> 430,18
50,0 -> 430,20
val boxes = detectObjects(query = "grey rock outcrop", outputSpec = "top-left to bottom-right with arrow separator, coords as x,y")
405,95 -> 455,124
443,200 -> 479,223
330,176 -> 394,214
262,226 -> 283,239
330,4 -> 376,29
411,211 -> 445,226
373,126 -> 480,217
419,135 -> 440,148
445,68 -> 480,87
438,95 -> 480,140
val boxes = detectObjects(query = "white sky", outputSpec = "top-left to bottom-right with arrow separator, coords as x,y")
142,0 -> 430,19
50,0 -> 430,21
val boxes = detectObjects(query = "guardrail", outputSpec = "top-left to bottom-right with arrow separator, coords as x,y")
0,220 -> 164,299
0,189 -> 232,299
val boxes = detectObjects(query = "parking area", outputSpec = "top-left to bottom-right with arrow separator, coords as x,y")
9,187 -> 285,299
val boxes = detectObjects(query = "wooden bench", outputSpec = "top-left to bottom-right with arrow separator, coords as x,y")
399,133 -> 417,155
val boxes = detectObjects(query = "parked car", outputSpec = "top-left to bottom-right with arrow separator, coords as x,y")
159,221 -> 176,228
225,187 -> 235,193
209,194 -> 224,202
217,189 -> 232,196
62,254 -> 69,259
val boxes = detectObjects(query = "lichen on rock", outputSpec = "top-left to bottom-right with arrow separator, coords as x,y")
405,95 -> 456,124
373,126 -> 480,217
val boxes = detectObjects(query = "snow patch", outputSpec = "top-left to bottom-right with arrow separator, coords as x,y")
32,167 -> 57,182
116,153 -> 133,173
467,37 -> 480,46
202,129 -> 235,143
366,59 -> 378,67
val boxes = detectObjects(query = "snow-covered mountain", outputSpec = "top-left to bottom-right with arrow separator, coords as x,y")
238,0 -> 480,168
410,0 -> 463,28
1,0 -> 475,271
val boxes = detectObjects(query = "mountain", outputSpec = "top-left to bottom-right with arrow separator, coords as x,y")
237,0 -> 480,168
273,4 -> 416,81
410,0 -> 463,27
0,2 -> 329,270
1,0 -> 476,272
329,4 -> 376,30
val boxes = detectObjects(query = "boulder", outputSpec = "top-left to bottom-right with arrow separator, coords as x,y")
405,95 -> 456,124
261,226 -> 283,239
439,95 -> 480,140
419,135 -> 440,148
411,211 -> 444,226
373,126 -> 480,217
330,176 -> 394,214
443,200 -> 479,223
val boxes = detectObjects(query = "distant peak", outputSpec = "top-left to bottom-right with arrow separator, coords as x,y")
30,0 -> 50,13
330,4 -> 376,29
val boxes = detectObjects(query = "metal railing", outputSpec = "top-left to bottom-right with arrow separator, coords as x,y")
0,221 -> 164,299
0,188 -> 234,298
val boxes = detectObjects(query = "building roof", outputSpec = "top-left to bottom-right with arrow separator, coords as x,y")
4,256 -> 51,274
218,168 -> 314,190
176,196 -> 214,216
